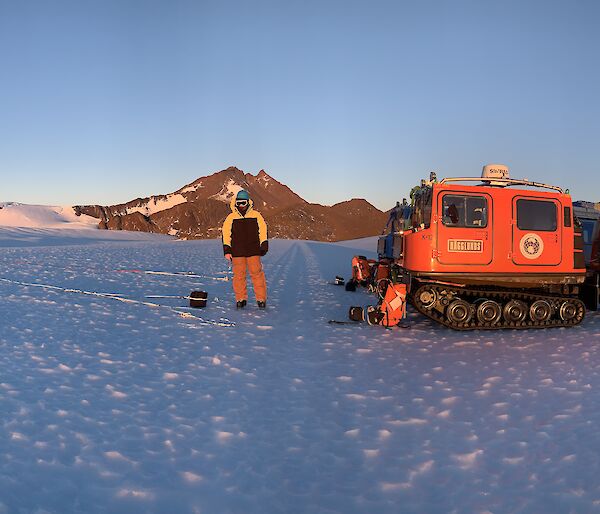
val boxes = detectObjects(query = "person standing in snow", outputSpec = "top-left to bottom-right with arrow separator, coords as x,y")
222,190 -> 268,309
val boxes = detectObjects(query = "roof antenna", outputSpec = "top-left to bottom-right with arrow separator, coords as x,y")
481,164 -> 510,186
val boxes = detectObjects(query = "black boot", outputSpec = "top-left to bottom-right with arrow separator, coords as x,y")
236,299 -> 247,309
257,300 -> 266,309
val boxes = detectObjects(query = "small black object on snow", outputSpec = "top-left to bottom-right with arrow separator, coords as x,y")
189,291 -> 208,308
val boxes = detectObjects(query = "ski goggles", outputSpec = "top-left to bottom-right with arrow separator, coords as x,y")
235,200 -> 249,207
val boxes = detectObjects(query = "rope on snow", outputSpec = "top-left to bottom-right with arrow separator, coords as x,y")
0,277 -> 235,327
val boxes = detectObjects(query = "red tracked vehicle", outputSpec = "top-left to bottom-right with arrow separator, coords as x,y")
379,165 -> 587,330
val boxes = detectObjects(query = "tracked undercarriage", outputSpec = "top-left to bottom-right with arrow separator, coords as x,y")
412,282 -> 586,330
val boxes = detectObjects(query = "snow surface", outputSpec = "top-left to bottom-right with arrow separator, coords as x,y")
1,229 -> 600,513
0,203 -> 99,229
0,226 -> 171,248
334,236 -> 378,253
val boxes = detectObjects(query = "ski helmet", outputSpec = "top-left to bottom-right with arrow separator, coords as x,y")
236,190 -> 250,201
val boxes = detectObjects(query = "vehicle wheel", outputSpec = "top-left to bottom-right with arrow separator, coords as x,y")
529,300 -> 552,322
446,299 -> 472,325
476,300 -> 502,325
559,300 -> 578,321
503,300 -> 527,323
418,288 -> 438,310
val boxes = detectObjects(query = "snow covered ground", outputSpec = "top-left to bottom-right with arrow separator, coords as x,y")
1,229 -> 600,513
0,203 -> 99,229
0,203 -> 170,248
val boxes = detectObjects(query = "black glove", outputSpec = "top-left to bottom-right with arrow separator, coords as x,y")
223,244 -> 232,256
260,241 -> 269,256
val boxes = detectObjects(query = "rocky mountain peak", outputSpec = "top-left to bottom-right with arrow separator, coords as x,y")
74,167 -> 388,241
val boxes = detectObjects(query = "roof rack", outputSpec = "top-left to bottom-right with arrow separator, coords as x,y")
439,177 -> 564,194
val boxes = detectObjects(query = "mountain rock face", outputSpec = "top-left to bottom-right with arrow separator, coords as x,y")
75,167 -> 387,241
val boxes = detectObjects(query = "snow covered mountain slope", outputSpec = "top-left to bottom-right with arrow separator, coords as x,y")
0,210 -> 173,248
0,203 -> 99,229
0,232 -> 599,513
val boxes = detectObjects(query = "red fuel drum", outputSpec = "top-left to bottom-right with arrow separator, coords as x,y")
400,177 -> 586,329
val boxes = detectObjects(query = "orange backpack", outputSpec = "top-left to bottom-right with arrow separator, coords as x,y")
350,282 -> 407,327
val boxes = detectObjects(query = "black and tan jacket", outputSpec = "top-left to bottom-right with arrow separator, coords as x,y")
222,197 -> 268,258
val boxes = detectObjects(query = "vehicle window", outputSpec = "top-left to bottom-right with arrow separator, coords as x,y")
564,207 -> 571,228
442,195 -> 488,228
516,199 -> 557,231
410,186 -> 433,229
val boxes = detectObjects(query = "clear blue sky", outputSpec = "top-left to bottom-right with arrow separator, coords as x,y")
1,0 -> 598,210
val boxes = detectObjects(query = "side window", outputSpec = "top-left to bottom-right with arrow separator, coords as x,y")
516,199 -> 557,231
422,188 -> 433,229
563,207 -> 571,227
442,195 -> 488,228
410,187 -> 433,229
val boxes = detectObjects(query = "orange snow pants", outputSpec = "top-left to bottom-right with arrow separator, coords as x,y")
232,256 -> 267,302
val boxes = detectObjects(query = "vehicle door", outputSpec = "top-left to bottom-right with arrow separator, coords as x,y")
436,192 -> 493,265
512,196 -> 561,266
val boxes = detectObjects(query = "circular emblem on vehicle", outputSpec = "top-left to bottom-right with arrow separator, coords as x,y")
519,233 -> 544,259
